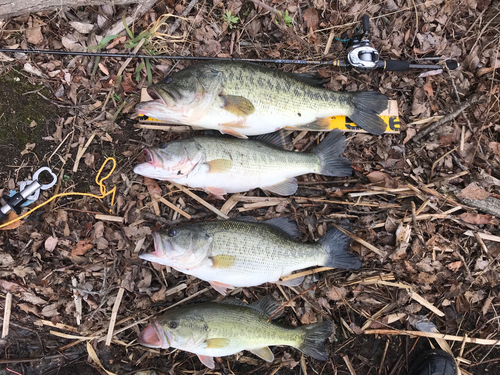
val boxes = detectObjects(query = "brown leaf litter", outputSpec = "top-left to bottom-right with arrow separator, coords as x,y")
0,0 -> 500,374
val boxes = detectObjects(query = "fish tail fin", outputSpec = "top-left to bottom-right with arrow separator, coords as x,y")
311,130 -> 352,177
349,91 -> 388,135
296,321 -> 333,361
319,227 -> 361,269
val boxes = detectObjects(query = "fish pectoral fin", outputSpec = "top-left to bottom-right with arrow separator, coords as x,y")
262,178 -> 298,196
276,275 -> 305,287
210,254 -> 237,269
220,94 -> 255,116
205,338 -> 230,349
209,281 -> 234,295
205,186 -> 227,199
287,117 -> 331,131
249,347 -> 274,362
206,159 -> 233,173
197,354 -> 215,369
220,126 -> 248,139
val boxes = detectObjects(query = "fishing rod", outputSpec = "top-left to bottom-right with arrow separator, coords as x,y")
0,16 -> 457,72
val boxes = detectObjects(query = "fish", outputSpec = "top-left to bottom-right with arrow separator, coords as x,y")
138,295 -> 333,368
135,61 -> 389,137
139,217 -> 361,295
133,130 -> 351,198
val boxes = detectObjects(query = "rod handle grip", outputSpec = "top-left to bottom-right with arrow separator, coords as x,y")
381,60 -> 410,71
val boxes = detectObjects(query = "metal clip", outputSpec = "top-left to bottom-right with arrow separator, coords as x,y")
18,167 -> 58,201
0,167 -> 57,221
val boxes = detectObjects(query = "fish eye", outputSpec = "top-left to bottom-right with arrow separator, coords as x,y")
167,228 -> 177,237
169,321 -> 178,329
165,77 -> 173,84
159,143 -> 168,149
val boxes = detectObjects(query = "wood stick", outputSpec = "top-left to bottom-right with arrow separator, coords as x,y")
365,329 -> 500,346
2,293 -> 12,338
302,197 -> 400,208
134,124 -> 192,132
50,331 -> 98,340
36,320 -> 78,332
411,95 -> 479,143
361,280 -> 412,289
105,287 -> 125,346
220,193 -> 243,215
280,267 -> 333,282
73,132 -> 96,172
474,232 -> 493,260
378,340 -> 390,375
464,231 -> 500,243
95,214 -> 124,223
342,354 -> 357,375
331,223 -> 386,257
170,183 -> 228,219
154,195 -> 191,219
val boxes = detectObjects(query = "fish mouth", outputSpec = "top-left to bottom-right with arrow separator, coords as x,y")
139,231 -> 170,263
138,321 -> 170,349
147,87 -> 166,104
143,149 -> 154,163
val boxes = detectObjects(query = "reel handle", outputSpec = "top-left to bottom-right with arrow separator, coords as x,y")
361,15 -> 370,35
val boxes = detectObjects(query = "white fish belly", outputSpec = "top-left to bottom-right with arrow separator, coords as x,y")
182,165 -> 313,193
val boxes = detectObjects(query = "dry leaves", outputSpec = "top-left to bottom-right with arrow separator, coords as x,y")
459,213 -> 492,225
303,8 -> 319,32
325,285 -> 347,301
44,236 -> 58,252
366,171 -> 397,188
143,177 -> 162,196
489,142 -> 500,157
72,239 -> 93,256
457,183 -> 490,200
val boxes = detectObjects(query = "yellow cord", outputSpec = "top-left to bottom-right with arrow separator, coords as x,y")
0,157 -> 117,230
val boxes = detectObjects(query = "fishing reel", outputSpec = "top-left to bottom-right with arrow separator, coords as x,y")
344,15 -> 380,70
338,15 -> 458,72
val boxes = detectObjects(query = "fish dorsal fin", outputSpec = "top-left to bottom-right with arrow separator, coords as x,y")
219,298 -> 248,307
287,72 -> 329,87
232,216 -> 258,223
265,217 -> 301,238
250,295 -> 283,320
249,347 -> 274,362
262,178 -> 298,196
220,95 -> 255,116
254,130 -> 293,150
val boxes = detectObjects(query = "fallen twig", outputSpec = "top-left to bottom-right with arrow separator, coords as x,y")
105,287 -> 125,346
330,223 -> 387,257
2,292 -> 12,338
411,95 -> 479,143
365,329 -> 500,346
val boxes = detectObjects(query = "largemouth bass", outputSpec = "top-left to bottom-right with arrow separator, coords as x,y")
139,218 -> 361,295
133,130 -> 351,198
139,295 -> 333,368
135,61 -> 389,137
